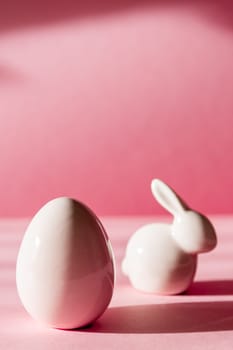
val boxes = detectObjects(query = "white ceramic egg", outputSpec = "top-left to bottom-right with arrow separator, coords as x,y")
16,197 -> 115,329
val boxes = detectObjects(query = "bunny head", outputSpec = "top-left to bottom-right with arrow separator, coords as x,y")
151,179 -> 217,255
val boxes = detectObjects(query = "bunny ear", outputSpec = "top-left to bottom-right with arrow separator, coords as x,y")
151,179 -> 188,216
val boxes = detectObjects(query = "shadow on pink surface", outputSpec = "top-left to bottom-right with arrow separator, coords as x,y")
83,301 -> 233,334
0,65 -> 24,84
188,280 -> 233,296
1,0 -> 233,33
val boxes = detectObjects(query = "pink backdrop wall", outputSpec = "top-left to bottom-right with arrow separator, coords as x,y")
0,1 -> 233,217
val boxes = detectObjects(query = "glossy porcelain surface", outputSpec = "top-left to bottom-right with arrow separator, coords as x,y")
122,179 -> 217,295
16,197 -> 115,329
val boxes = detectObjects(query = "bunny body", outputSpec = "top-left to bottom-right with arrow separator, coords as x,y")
122,223 -> 197,294
122,179 -> 217,295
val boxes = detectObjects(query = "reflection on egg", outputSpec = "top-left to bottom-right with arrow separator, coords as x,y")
16,197 -> 115,329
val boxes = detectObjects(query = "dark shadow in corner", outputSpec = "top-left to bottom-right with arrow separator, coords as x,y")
0,0 -> 233,34
187,280 -> 233,296
79,301 -> 233,334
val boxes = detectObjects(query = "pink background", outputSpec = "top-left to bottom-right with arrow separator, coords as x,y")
0,1 -> 233,217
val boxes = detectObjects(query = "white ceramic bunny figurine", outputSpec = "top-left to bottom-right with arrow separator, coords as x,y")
122,179 -> 217,295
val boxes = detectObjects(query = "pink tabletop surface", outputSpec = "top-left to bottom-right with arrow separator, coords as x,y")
1,216 -> 233,349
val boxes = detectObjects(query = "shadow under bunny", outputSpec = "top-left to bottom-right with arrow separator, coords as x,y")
82,300 -> 233,334
187,280 -> 233,296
